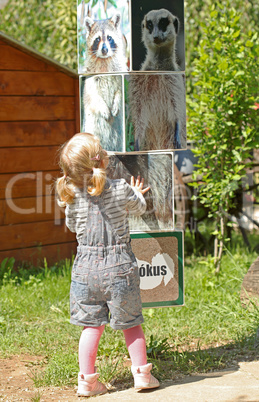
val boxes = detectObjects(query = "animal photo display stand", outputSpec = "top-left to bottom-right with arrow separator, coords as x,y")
78,0 -> 187,152
77,0 -> 185,306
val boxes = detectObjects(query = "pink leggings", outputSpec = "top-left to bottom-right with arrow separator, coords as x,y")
79,325 -> 147,374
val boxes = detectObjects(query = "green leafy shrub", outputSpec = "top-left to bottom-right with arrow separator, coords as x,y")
188,2 -> 259,271
185,0 -> 259,93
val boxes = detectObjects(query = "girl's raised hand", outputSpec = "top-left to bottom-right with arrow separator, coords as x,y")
131,175 -> 150,195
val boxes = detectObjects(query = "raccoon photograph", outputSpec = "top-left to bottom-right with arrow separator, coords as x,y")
81,75 -> 124,152
77,0 -> 129,73
127,73 -> 187,152
131,1 -> 185,71
106,153 -> 174,232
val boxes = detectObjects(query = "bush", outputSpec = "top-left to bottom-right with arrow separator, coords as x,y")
187,2 -> 259,271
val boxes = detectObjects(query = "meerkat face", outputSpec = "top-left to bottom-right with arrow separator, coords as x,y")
142,9 -> 179,48
85,14 -> 121,59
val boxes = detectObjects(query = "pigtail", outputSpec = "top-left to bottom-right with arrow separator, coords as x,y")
56,175 -> 75,207
88,167 -> 106,196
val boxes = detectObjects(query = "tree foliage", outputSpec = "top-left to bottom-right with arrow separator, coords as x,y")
0,0 -> 77,69
188,1 -> 259,271
184,0 -> 259,93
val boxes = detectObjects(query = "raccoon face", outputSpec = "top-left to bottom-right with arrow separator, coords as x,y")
142,9 -> 179,47
90,31 -> 117,58
85,14 -> 121,59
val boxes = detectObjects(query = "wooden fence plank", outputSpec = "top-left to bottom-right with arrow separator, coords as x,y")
0,195 -> 65,225
0,71 -> 75,96
0,146 -> 59,173
0,241 -> 77,266
0,45 -> 57,71
0,220 -> 76,251
0,121 -> 74,147
0,96 -> 75,121
0,170 -> 59,199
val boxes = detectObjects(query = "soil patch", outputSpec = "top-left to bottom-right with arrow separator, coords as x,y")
0,355 -> 77,402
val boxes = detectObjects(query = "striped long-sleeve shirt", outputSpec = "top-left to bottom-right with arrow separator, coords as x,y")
65,179 -> 146,244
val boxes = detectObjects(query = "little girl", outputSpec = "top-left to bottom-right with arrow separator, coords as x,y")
56,133 -> 159,397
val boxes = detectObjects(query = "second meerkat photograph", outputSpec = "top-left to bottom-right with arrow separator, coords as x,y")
131,0 -> 185,72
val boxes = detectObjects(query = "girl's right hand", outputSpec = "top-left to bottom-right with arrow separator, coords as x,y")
131,176 -> 150,195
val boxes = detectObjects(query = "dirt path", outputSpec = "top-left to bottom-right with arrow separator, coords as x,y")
0,355 -> 78,402
1,354 -> 259,401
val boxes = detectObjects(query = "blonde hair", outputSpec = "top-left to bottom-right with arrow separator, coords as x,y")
56,133 -> 107,207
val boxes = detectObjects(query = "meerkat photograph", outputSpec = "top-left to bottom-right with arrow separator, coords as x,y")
80,75 -> 124,152
106,153 -> 174,232
77,0 -> 130,74
131,0 -> 185,72
125,73 -> 187,152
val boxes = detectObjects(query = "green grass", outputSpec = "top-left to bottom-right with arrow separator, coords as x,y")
0,244 -> 258,389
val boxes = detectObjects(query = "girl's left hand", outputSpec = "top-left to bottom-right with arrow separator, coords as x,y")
131,176 -> 150,195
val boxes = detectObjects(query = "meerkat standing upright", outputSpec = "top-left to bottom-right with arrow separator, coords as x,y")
129,73 -> 186,150
141,8 -> 180,71
128,9 -> 186,151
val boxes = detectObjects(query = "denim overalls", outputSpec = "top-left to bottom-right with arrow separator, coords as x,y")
70,188 -> 144,330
